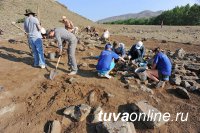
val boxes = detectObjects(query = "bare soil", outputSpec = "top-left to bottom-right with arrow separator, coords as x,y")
0,25 -> 200,133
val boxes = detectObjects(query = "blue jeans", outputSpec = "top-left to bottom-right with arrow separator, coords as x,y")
158,71 -> 170,81
98,61 -> 115,75
29,37 -> 45,66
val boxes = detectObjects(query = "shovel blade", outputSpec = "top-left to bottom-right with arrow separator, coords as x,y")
49,69 -> 58,80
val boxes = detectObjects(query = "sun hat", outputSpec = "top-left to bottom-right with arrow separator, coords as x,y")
24,9 -> 36,16
40,27 -> 46,34
135,41 -> 143,49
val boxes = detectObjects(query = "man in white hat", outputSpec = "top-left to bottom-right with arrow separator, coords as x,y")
24,9 -> 46,68
128,41 -> 145,63
59,16 -> 74,33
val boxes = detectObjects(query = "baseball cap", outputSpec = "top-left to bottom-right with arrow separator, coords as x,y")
105,43 -> 113,50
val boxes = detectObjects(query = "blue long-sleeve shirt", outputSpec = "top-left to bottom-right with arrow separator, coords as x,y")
113,43 -> 126,57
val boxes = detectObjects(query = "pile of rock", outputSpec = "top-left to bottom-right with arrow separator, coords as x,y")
170,48 -> 200,98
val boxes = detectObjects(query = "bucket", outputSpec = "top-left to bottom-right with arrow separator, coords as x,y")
49,52 -> 55,60
134,67 -> 147,81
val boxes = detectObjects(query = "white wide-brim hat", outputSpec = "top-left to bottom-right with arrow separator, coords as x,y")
136,41 -> 143,49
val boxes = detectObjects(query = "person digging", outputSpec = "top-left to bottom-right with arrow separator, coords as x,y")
146,47 -> 172,89
47,27 -> 78,75
96,43 -> 125,79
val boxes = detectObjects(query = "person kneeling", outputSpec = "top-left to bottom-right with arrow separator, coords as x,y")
96,43 -> 125,79
146,47 -> 172,89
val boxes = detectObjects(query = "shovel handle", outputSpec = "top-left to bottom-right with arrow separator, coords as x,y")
11,22 -> 27,34
55,56 -> 61,70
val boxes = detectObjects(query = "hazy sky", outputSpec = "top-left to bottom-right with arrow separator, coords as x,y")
58,0 -> 199,21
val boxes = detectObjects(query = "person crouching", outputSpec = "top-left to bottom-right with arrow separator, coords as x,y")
128,41 -> 145,64
96,43 -> 125,79
146,47 -> 172,89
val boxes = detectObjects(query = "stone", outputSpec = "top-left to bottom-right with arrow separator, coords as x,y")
196,56 -> 200,61
0,86 -> 4,92
61,117 -> 72,127
89,52 -> 94,56
187,81 -> 196,86
140,85 -> 154,94
96,121 -> 136,133
50,120 -> 61,133
131,100 -> 167,128
128,84 -> 139,92
142,37 -> 147,41
91,106 -> 103,123
135,79 -> 141,85
81,62 -> 88,67
78,45 -> 85,51
106,92 -> 115,98
180,81 -> 191,88
161,40 -> 167,43
64,104 -> 91,122
88,91 -> 96,105
68,77 -> 76,84
185,63 -> 200,74
186,72 -> 197,77
141,80 -> 149,85
173,48 -> 186,59
187,86 -> 199,92
181,76 -> 198,80
124,79 -> 130,84
83,39 -> 97,45
117,71 -> 128,76
170,76 -> 182,85
176,87 -> 190,99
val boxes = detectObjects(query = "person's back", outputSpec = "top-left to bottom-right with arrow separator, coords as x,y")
24,16 -> 42,38
54,27 -> 76,42
96,50 -> 118,71
154,52 -> 172,76
103,30 -> 110,39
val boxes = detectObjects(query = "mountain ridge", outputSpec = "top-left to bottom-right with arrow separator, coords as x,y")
97,10 -> 163,23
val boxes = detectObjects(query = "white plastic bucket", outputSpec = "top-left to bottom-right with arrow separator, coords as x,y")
135,67 -> 147,81
49,52 -> 55,60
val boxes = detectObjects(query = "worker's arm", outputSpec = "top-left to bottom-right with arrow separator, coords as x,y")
34,17 -> 42,31
128,45 -> 134,56
141,46 -> 145,57
119,56 -> 125,62
152,54 -> 158,70
69,21 -> 74,29
121,48 -> 126,58
64,19 -> 72,29
152,63 -> 157,70
55,33 -> 63,55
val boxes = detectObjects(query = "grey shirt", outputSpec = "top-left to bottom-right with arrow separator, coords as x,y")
54,27 -> 77,49
24,16 -> 42,38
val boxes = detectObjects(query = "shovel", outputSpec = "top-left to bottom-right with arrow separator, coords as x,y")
49,56 -> 61,80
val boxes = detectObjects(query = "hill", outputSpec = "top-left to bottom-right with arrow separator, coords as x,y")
97,10 -> 162,23
0,0 -> 95,39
